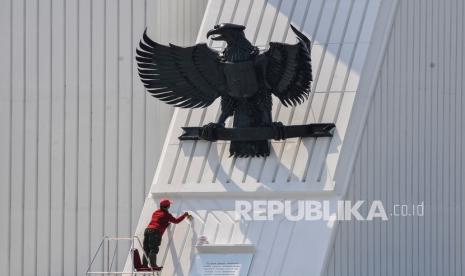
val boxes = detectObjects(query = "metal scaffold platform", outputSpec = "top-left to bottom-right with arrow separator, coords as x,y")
87,236 -> 160,276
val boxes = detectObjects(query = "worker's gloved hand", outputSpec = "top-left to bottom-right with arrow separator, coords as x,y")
185,212 -> 193,221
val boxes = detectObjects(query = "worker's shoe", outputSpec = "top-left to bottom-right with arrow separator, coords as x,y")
151,265 -> 163,271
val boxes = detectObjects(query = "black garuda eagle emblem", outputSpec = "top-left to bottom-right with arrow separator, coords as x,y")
136,23 -> 313,157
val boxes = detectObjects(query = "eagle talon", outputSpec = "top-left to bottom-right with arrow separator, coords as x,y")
200,123 -> 224,141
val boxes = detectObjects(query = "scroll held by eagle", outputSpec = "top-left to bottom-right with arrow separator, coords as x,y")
136,23 -> 314,158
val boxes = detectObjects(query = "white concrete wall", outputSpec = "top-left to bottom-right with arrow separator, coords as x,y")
0,0 -> 207,275
147,0 -> 383,195
323,0 -> 465,275
132,0 -> 394,275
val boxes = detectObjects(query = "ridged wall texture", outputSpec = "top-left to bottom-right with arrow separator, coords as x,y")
0,0 -> 207,275
147,0 -> 382,194
132,0 -> 388,275
323,0 -> 465,275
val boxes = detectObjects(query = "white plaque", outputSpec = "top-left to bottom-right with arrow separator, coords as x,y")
190,253 -> 253,276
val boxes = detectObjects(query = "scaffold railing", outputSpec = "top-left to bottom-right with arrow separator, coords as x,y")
86,236 -> 159,276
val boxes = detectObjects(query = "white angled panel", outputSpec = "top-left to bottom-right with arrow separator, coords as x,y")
131,0 -> 397,275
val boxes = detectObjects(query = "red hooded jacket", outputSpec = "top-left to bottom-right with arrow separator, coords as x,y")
147,209 -> 188,234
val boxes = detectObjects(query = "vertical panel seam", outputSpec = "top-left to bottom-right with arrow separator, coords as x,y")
457,2 -> 465,274
115,0 -> 120,267
129,0 -> 134,236
7,0 -> 13,274
142,0 -> 147,197
75,0 -> 81,274
21,0 -> 26,274
34,0 -> 40,273
61,0 -> 67,274
88,0 -> 94,269
102,0 -> 107,268
47,0 -> 52,274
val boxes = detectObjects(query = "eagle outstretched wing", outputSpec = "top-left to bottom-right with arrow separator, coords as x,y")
136,30 -> 227,108
261,25 -> 312,107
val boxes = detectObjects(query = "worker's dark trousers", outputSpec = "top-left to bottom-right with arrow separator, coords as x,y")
142,228 -> 162,267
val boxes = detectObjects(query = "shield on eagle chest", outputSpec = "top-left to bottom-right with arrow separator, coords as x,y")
223,61 -> 258,98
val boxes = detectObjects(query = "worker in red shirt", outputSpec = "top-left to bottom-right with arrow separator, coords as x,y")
142,198 -> 190,271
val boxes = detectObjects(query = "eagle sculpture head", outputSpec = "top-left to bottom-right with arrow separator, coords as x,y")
206,23 -> 248,45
